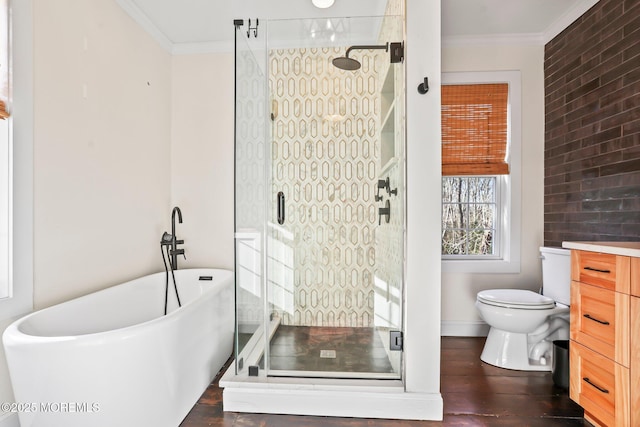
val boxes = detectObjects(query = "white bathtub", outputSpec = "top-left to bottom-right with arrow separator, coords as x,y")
2,268 -> 234,427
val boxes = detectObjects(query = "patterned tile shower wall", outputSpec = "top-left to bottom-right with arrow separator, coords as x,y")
235,48 -> 266,329
269,47 -> 386,327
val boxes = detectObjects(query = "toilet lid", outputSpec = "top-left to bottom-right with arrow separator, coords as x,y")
477,289 -> 556,310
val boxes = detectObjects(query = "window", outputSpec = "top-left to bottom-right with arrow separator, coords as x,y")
442,176 -> 498,256
0,0 -> 33,319
441,71 -> 521,273
0,0 -> 9,300
0,116 -> 7,300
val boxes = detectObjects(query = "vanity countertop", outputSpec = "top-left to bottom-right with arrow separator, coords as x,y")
562,241 -> 640,258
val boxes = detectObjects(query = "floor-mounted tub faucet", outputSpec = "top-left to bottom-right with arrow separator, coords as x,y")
170,206 -> 185,270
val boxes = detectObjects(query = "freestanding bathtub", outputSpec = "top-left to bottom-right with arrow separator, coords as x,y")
2,268 -> 234,427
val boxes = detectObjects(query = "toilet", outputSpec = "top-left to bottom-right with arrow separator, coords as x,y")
475,247 -> 571,371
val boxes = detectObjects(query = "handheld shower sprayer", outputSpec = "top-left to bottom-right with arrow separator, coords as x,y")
161,232 -> 173,245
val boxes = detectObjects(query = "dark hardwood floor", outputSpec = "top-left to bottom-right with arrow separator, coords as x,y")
180,337 -> 590,426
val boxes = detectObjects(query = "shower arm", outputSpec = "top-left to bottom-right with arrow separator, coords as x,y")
345,43 -> 389,58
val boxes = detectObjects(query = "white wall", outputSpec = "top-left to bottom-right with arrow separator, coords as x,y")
441,44 -> 545,331
404,0 -> 442,405
32,0 -> 172,309
2,0 -> 174,418
170,53 -> 235,271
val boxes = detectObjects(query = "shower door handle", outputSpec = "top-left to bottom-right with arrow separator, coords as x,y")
277,191 -> 285,225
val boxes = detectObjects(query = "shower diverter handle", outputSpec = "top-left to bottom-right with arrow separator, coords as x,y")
378,200 -> 390,225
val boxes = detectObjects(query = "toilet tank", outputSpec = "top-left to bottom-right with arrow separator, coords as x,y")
540,246 -> 571,306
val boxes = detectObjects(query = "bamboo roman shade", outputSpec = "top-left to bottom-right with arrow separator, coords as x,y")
0,0 -> 8,120
441,83 -> 509,175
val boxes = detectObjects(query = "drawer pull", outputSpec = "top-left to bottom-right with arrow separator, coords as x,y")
583,266 -> 611,274
583,377 -> 609,394
583,314 -> 610,326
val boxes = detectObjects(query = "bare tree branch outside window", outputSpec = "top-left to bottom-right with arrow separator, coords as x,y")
442,177 -> 496,256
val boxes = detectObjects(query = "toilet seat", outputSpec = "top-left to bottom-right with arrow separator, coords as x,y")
477,289 -> 556,310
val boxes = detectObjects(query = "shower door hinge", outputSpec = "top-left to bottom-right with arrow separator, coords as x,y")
247,18 -> 259,38
390,42 -> 404,63
390,331 -> 403,351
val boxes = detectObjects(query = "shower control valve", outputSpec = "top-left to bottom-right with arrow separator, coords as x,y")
375,178 -> 388,202
378,200 -> 391,225
376,177 -> 397,197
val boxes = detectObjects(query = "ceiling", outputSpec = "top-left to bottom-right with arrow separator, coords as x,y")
116,0 -> 600,53
442,0 -> 597,38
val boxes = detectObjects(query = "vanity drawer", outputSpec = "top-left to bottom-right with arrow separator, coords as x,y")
570,281 -> 629,367
631,257 -> 640,297
572,251 -> 630,293
631,297 -> 640,427
570,342 -> 629,427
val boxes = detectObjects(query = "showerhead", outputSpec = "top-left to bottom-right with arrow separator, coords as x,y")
332,55 -> 361,71
332,42 -> 404,72
332,43 -> 388,71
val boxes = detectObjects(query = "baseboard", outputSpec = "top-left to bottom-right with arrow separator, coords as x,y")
223,386 -> 443,420
441,320 -> 489,337
220,366 -> 443,420
0,413 -> 19,427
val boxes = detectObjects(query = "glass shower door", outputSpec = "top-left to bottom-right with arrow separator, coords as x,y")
264,15 -> 405,380
233,23 -> 268,376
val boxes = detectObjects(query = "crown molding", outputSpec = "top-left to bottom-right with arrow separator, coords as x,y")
118,0 -> 601,54
543,0 -> 600,44
117,0 -> 233,55
115,0 -> 173,53
442,32 -> 544,47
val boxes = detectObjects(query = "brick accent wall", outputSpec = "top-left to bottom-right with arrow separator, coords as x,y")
544,0 -> 640,247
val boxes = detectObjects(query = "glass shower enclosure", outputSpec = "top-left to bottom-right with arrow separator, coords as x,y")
234,13 -> 405,380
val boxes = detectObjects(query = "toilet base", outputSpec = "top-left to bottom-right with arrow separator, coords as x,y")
480,327 -> 553,371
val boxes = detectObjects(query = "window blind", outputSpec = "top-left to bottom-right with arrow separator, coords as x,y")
441,83 -> 508,175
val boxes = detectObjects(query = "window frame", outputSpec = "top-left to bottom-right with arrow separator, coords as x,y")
441,70 -> 521,274
0,0 -> 33,320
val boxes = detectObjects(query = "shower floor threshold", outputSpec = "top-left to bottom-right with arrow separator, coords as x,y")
220,362 -> 443,420
267,369 -> 400,380
221,361 -> 404,390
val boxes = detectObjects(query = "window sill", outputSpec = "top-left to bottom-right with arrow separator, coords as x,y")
441,257 -> 520,274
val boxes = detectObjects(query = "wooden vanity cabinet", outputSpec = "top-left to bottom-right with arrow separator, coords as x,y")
631,261 -> 640,427
631,296 -> 640,427
569,249 -> 633,427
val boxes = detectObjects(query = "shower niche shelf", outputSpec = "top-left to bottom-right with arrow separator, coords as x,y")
380,64 -> 396,171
